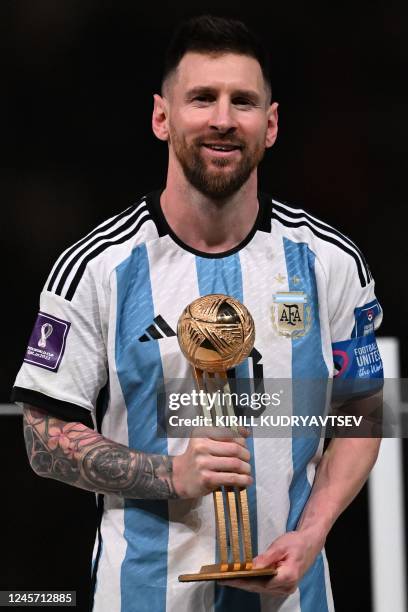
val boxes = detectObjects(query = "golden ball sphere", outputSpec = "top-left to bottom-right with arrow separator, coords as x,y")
177,294 -> 255,372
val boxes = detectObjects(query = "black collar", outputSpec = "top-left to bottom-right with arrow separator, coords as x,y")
145,189 -> 272,259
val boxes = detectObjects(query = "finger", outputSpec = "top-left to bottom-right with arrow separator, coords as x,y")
206,426 -> 249,445
202,456 -> 251,475
203,471 -> 253,489
191,439 -> 250,462
191,426 -> 248,446
205,440 -> 251,462
208,427 -> 250,440
253,550 -> 283,568
208,425 -> 250,439
253,540 -> 290,568
191,426 -> 220,438
208,433 -> 248,447
236,426 -> 251,438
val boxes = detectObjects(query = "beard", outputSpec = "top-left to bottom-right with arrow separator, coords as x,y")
169,128 -> 266,200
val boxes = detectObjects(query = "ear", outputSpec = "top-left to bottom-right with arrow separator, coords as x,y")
265,102 -> 279,148
152,94 -> 169,142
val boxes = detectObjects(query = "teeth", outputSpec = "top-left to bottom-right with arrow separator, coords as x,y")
206,145 -> 236,151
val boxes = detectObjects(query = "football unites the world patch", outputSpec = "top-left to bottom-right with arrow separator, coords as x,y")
24,312 -> 71,372
271,291 -> 312,338
332,332 -> 383,379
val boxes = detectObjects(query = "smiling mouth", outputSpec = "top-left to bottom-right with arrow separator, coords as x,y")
201,144 -> 242,157
202,143 -> 242,151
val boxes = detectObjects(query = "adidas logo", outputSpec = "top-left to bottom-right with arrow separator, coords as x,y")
138,315 -> 176,342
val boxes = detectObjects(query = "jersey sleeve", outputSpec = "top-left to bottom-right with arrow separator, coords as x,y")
11,263 -> 108,424
328,249 -> 383,380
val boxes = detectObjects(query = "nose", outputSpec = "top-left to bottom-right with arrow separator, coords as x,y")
209,98 -> 237,134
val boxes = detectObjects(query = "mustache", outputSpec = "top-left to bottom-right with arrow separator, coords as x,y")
195,138 -> 245,148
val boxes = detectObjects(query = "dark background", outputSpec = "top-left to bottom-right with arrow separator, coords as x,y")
2,1 -> 407,610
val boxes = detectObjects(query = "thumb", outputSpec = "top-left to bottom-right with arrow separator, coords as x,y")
253,545 -> 283,569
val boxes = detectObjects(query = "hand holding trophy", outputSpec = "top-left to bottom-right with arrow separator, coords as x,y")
177,294 -> 277,582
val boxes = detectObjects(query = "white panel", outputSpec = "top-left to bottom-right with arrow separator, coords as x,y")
368,337 -> 406,612
147,239 -> 216,612
93,272 -> 128,612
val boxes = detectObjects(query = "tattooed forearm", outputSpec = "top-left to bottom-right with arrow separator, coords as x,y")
23,405 -> 178,500
82,445 -> 176,499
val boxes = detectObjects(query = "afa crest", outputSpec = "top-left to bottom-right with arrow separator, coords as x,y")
271,292 -> 312,338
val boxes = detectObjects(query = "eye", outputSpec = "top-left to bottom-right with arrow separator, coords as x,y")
192,95 -> 213,103
233,98 -> 253,106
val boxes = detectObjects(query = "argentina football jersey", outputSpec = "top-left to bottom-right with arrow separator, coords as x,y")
12,190 -> 383,612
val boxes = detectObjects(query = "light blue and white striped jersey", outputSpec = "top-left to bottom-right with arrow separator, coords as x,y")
13,190 -> 383,612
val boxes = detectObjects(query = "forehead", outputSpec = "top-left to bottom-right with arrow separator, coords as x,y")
172,51 -> 265,95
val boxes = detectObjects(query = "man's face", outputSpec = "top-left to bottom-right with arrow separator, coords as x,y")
158,52 -> 278,200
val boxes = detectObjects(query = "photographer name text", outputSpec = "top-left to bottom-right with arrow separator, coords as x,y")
168,415 -> 363,428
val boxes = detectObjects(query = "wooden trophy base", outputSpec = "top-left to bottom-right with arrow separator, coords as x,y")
179,563 -> 277,582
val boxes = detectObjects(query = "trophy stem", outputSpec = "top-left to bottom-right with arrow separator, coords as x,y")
225,487 -> 241,566
237,488 -> 253,564
213,489 -> 228,567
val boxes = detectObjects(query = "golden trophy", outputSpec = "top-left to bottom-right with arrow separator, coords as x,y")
177,294 -> 277,582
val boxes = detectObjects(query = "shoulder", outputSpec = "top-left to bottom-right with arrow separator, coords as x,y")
44,192 -> 160,302
261,194 -> 372,288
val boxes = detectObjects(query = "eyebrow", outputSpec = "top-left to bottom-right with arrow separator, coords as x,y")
185,86 -> 262,103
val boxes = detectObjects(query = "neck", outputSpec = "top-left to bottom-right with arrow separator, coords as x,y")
161,164 -> 259,254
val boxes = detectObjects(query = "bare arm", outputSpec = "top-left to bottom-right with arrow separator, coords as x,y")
23,404 -> 178,500
23,404 -> 252,500
296,436 -> 381,544
296,390 -> 383,543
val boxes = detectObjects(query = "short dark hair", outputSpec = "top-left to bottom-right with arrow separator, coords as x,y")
162,15 -> 272,101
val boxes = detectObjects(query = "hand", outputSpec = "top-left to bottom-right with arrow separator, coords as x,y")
172,427 -> 253,498
219,530 -> 324,596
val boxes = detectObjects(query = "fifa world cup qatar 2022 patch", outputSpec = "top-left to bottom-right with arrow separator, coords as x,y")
24,312 -> 71,372
271,291 -> 312,338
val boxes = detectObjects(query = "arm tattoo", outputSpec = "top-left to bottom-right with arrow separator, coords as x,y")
23,406 -> 178,500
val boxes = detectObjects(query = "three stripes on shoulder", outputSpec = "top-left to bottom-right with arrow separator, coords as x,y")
271,200 -> 372,288
45,200 -> 151,301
